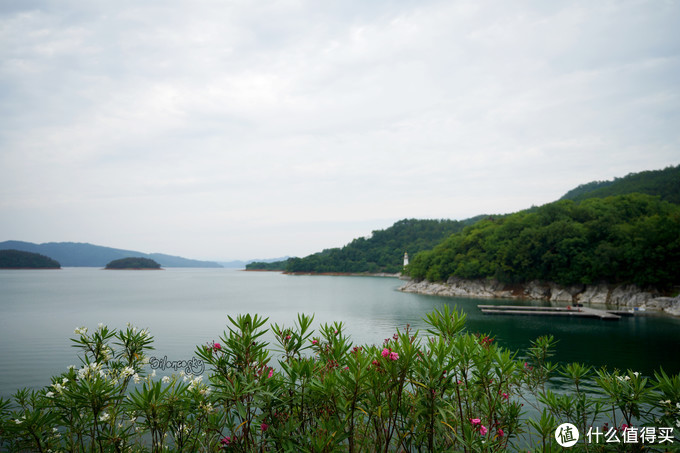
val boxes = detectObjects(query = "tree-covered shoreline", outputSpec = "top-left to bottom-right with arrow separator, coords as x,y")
407,194 -> 680,291
247,218 -> 486,274
248,165 -> 680,294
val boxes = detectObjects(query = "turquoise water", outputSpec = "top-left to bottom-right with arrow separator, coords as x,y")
1,268 -> 679,397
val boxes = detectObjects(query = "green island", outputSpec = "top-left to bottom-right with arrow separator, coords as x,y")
0,249 -> 61,269
104,257 -> 162,270
1,309 -> 679,452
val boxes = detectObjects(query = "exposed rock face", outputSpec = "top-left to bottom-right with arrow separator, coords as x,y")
399,278 -> 680,317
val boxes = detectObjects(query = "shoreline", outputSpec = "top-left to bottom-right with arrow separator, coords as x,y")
284,271 -> 400,278
0,267 -> 61,270
399,277 -> 680,317
103,268 -> 164,271
243,269 -> 400,278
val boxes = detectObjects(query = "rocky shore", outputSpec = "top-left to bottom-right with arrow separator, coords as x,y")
399,277 -> 680,317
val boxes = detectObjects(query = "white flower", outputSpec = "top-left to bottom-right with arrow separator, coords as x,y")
151,370 -> 156,378
52,383 -> 64,393
122,366 -> 135,378
162,376 -> 170,384
98,323 -> 104,329
133,373 -> 141,384
62,378 -> 69,385
633,371 -> 640,377
46,391 -> 55,398
74,326 -> 88,335
99,412 -> 110,422
187,375 -> 203,390
14,419 -> 22,424
67,365 -> 76,371
201,402 -> 214,414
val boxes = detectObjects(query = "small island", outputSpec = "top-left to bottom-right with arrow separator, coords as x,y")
104,257 -> 162,270
0,249 -> 61,269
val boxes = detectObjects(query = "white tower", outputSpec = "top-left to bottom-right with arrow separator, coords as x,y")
403,252 -> 409,267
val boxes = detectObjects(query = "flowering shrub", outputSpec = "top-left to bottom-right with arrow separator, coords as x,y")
0,308 -> 679,452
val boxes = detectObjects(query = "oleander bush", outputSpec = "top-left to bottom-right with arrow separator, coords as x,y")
1,308 -> 679,452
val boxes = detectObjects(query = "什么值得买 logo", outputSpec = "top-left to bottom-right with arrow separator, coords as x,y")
555,423 -> 579,447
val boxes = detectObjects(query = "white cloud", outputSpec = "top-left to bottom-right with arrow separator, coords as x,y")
1,0 -> 678,259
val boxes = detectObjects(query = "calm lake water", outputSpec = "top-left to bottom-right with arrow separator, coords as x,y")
1,268 -> 679,397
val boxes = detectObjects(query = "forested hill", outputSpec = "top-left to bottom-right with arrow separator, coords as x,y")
407,194 -> 680,290
248,218 -> 486,274
0,249 -> 61,269
105,257 -> 162,269
560,164 -> 680,203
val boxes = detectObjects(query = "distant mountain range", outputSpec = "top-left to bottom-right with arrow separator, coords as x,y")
0,241 -> 223,268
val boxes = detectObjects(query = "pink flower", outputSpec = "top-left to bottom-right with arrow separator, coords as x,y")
381,348 -> 390,358
261,423 -> 268,432
312,339 -> 318,345
285,335 -> 291,340
213,342 -> 221,351
389,352 -> 399,361
470,418 -> 481,425
502,392 -> 509,400
268,368 -> 273,378
498,428 -> 505,437
220,436 -> 231,446
621,424 -> 629,432
480,425 -> 488,435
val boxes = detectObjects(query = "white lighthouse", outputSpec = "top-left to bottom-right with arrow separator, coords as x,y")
403,252 -> 409,267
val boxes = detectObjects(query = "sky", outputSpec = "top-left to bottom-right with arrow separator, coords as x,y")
1,0 -> 679,261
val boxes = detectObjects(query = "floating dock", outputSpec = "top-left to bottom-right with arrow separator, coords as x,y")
477,304 -> 631,321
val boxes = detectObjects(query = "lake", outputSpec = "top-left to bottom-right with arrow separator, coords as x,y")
1,267 -> 679,397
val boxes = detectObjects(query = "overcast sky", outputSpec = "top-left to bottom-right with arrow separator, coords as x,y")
1,0 -> 678,261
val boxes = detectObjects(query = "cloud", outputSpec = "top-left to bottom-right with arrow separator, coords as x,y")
1,0 -> 678,259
